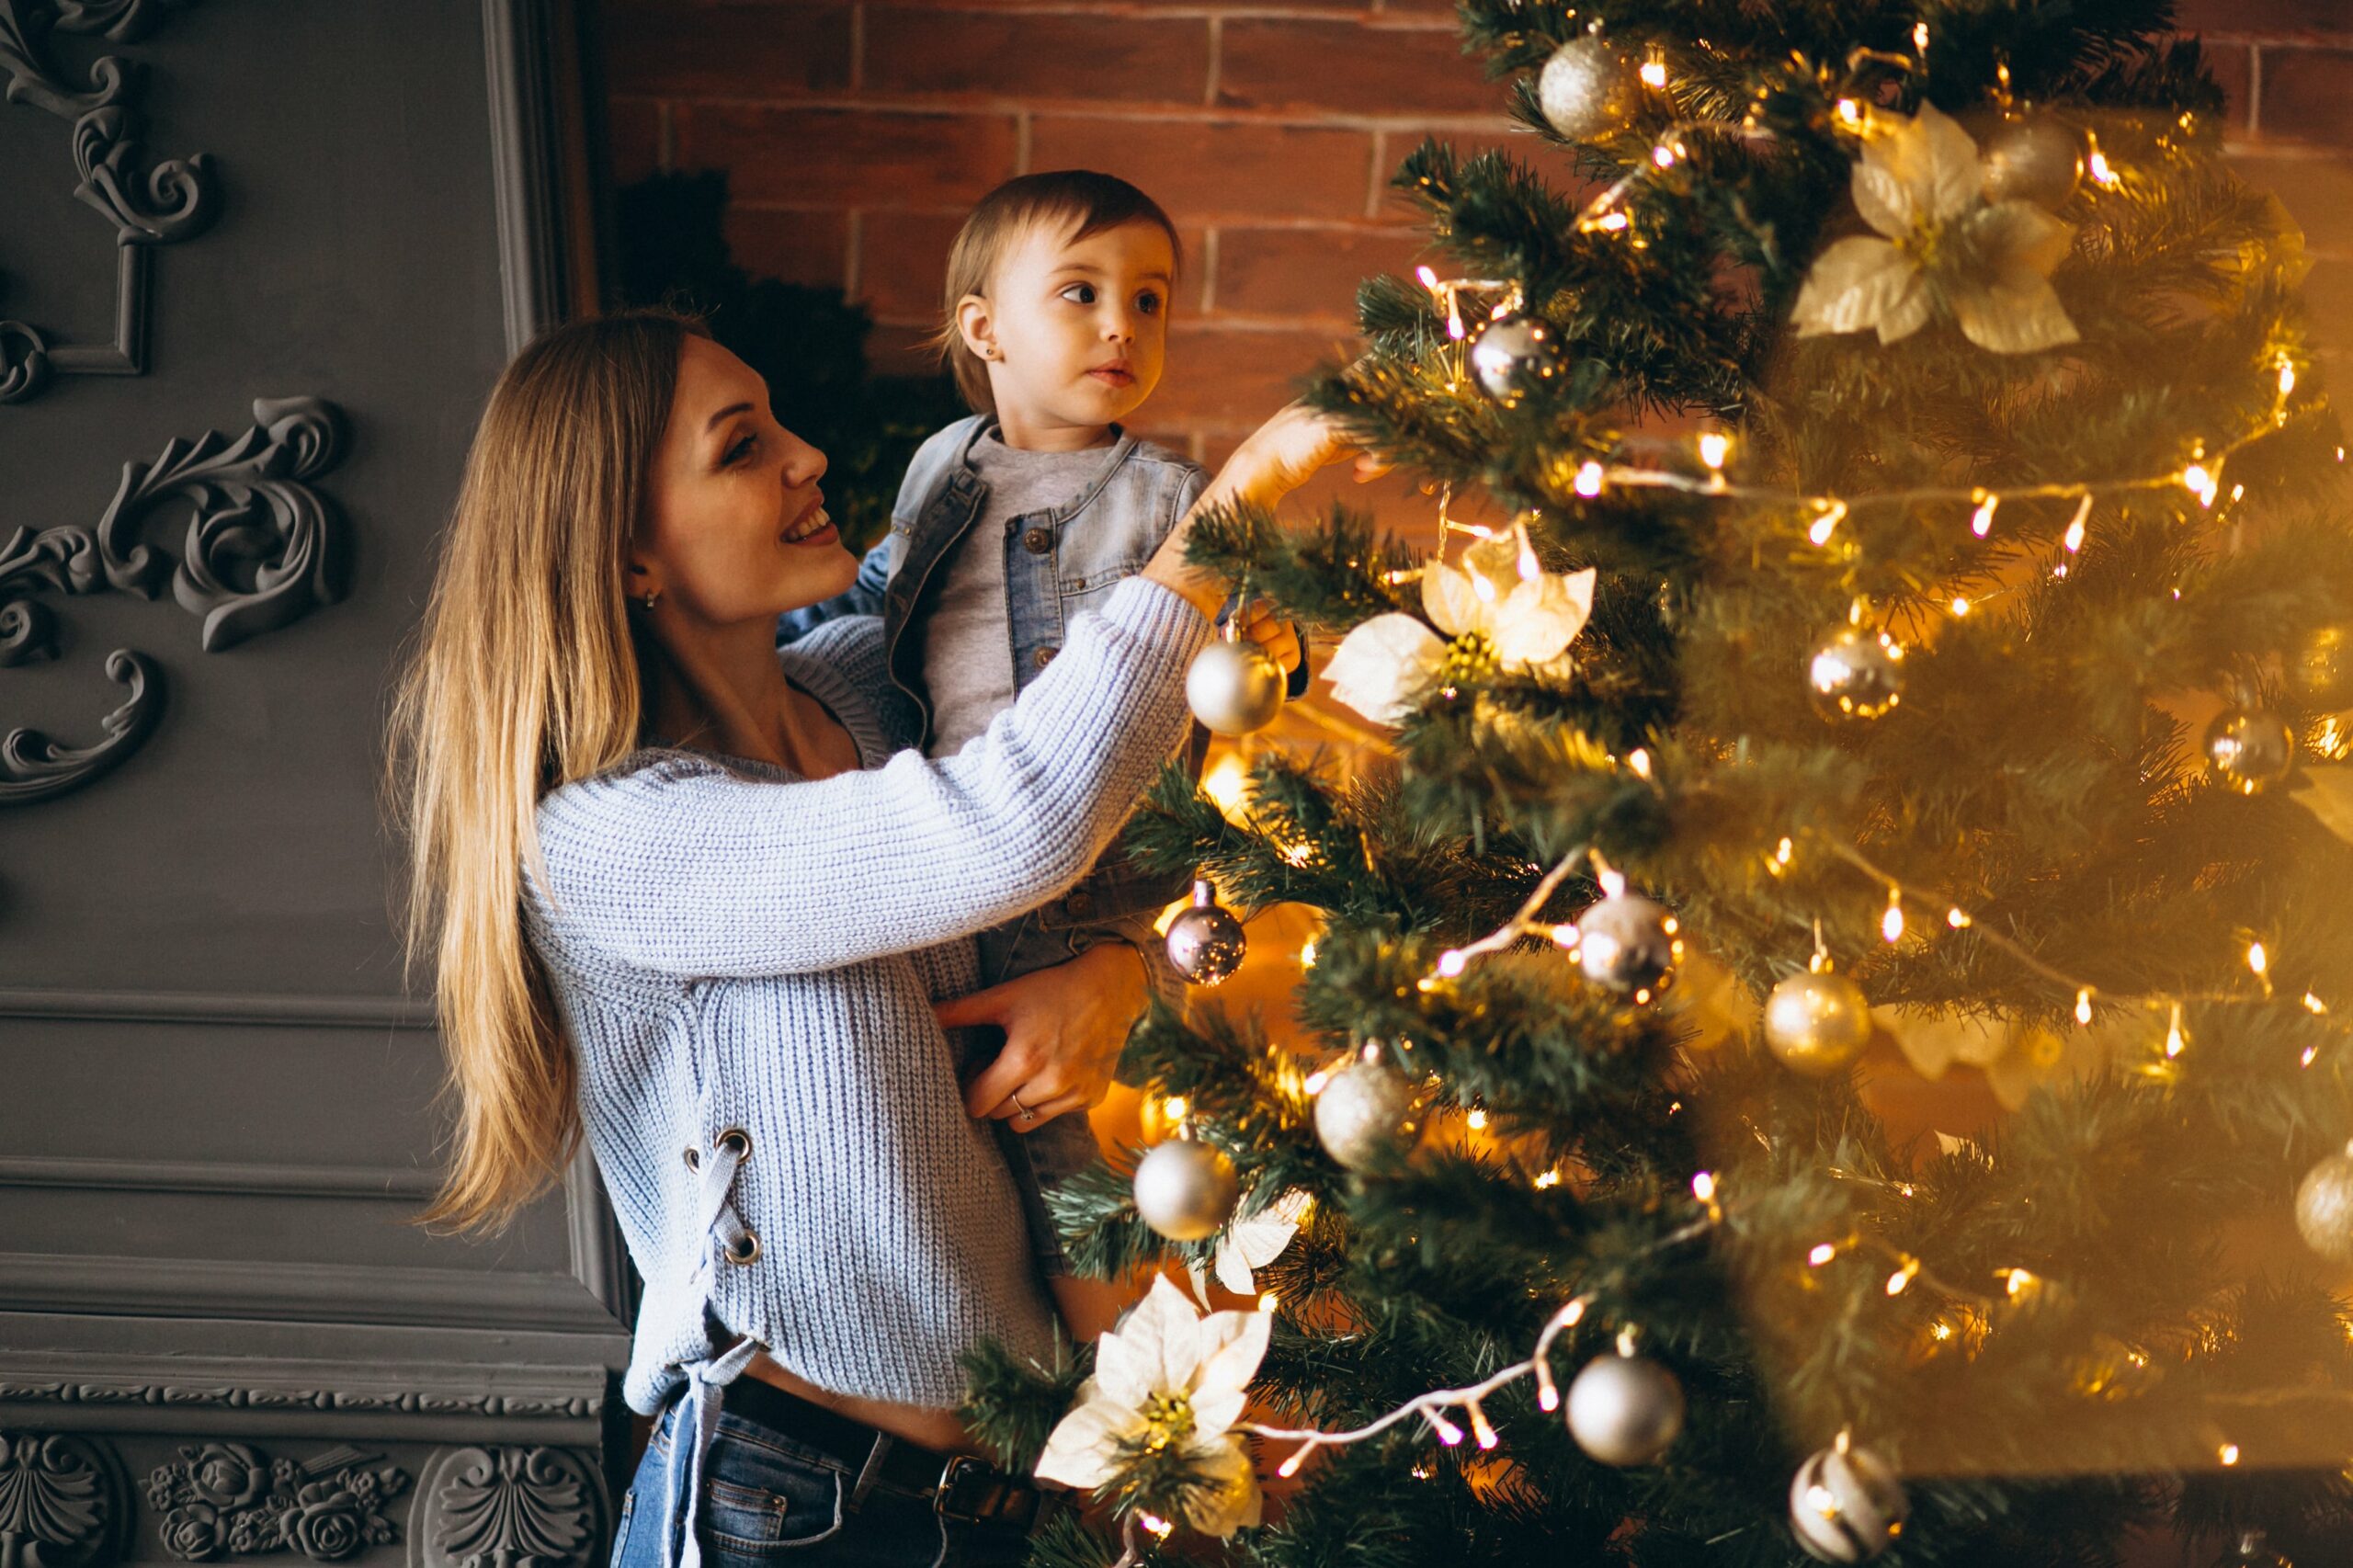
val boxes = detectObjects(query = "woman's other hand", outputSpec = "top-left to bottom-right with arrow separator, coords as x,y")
1143,404 -> 1381,619
937,941 -> 1149,1128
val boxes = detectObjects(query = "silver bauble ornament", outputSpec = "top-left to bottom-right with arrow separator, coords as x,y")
1165,880 -> 1246,985
1536,36 -> 1630,140
1564,1353 -> 1684,1465
1789,1442 -> 1908,1563
1313,1049 -> 1424,1173
1765,970 -> 1873,1076
1807,628 -> 1904,720
2204,706 -> 2296,796
2291,623 -> 2353,709
1131,1137 -> 1240,1242
1187,636 -> 1285,736
1469,313 -> 1566,406
1980,117 -> 2084,209
1573,891 -> 1681,996
2295,1140 -> 2353,1263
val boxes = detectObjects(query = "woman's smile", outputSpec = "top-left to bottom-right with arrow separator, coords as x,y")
780,494 -> 835,546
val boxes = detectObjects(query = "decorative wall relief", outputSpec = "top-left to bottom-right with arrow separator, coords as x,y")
412,1449 -> 603,1568
0,395 -> 348,804
0,1431 -> 130,1568
0,0 -> 217,402
147,1444 -> 409,1563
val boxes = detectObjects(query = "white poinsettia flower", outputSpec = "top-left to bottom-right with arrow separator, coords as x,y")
1213,1187 -> 1312,1296
1792,102 -> 2079,355
1324,612 -> 1448,725
1324,533 -> 1597,725
1034,1274 -> 1270,1537
1423,534 -> 1598,666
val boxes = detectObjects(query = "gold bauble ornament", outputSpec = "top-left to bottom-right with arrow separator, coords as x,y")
1807,628 -> 1904,720
2204,706 -> 2296,796
1564,1352 -> 1684,1465
1131,1136 -> 1240,1242
1165,880 -> 1247,986
2294,1140 -> 2353,1263
1764,970 -> 1872,1075
1535,36 -> 1631,141
1469,313 -> 1566,406
1789,1441 -> 1908,1563
1187,636 -> 1285,736
1573,891 -> 1681,996
1312,1047 -> 1424,1173
1979,116 -> 2084,208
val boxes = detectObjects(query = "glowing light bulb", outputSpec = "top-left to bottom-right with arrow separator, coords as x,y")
1971,492 -> 1999,537
1301,938 -> 1317,969
1533,1168 -> 1562,1189
2279,359 -> 2298,397
2219,1443 -> 2241,1466
1776,836 -> 1794,866
1887,1257 -> 1920,1295
2086,145 -> 2118,187
1881,891 -> 1904,944
2184,462 -> 2219,506
1426,1409 -> 1464,1446
2075,988 -> 2094,1026
2063,494 -> 2091,552
1415,265 -> 1439,290
2248,941 -> 2268,977
1690,1171 -> 1718,1203
2304,992 -> 2329,1015
1950,597 -> 1972,617
1698,432 -> 1731,471
1438,949 -> 1468,977
1278,1445 -> 1313,1478
1573,460 -> 1606,496
1809,1243 -> 1837,1267
1652,142 -> 1677,168
1808,500 -> 1847,546
1628,748 -> 1653,778
2165,1005 -> 2186,1058
1466,1108 -> 1488,1130
1948,907 -> 1972,929
1468,1400 -> 1500,1449
1639,59 -> 1668,88
1260,1291 -> 1280,1312
1836,98 -> 1863,127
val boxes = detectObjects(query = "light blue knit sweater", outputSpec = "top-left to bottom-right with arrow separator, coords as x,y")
525,576 -> 1211,1422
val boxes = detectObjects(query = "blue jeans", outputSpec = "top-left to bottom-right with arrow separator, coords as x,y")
610,1398 -> 1042,1568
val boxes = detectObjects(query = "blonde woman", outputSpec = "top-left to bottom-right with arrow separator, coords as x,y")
392,309 -> 1359,1568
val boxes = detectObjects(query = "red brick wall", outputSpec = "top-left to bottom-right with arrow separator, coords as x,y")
602,1 -> 2353,532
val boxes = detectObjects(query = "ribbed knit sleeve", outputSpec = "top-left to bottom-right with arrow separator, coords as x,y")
533,575 -> 1211,977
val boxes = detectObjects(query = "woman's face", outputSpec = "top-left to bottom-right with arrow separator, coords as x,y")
631,335 -> 856,623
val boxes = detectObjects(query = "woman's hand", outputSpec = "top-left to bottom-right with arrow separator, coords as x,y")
1142,404 -> 1381,619
936,941 -> 1150,1129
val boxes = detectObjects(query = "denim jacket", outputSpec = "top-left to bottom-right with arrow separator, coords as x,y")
780,415 -> 1225,944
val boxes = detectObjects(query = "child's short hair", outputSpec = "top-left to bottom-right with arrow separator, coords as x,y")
934,170 -> 1182,415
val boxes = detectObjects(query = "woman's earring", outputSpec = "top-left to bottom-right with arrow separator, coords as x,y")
638,587 -> 660,612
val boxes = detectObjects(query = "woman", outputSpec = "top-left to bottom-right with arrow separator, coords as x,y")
391,309 -> 1360,1568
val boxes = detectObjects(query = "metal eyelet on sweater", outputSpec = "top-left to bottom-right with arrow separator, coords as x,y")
716,1127 -> 752,1162
724,1229 -> 761,1265
683,1146 -> 700,1173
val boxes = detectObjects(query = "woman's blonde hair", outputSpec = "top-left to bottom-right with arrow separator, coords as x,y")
390,307 -> 705,1233
933,169 -> 1180,415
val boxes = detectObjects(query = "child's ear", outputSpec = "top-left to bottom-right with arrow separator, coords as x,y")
955,295 -> 999,363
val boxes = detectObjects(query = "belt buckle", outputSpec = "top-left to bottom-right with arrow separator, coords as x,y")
933,1454 -> 1037,1528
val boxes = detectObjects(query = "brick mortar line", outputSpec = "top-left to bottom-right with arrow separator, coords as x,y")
1204,15 -> 1222,107
729,201 -> 1430,239
2186,30 -> 2353,47
2248,41 -> 2263,139
642,92 -> 1519,133
850,2 -> 866,92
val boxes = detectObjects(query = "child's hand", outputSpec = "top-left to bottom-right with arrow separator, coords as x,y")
1232,597 -> 1302,673
937,942 -> 1149,1128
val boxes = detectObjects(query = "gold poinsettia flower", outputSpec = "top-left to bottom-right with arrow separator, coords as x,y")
1793,103 -> 2080,355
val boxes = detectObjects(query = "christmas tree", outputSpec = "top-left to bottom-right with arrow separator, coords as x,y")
962,4 -> 2353,1564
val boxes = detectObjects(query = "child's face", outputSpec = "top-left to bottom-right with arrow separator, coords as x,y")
970,217 -> 1174,439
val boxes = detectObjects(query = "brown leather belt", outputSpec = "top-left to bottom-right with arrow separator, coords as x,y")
719,1373 -> 1043,1528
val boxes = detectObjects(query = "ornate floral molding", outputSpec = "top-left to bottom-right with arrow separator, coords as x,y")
0,0 -> 216,403
0,396 -> 347,805
0,1384 -> 598,1425
0,1431 -> 131,1568
147,1443 -> 408,1563
414,1449 -> 603,1568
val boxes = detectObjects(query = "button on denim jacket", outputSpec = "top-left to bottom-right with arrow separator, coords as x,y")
781,414 -> 1245,955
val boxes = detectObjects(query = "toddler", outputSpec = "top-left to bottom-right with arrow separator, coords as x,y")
779,171 -> 1302,1316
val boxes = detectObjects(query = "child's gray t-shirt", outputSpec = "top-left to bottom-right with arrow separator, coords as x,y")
923,430 -> 1118,757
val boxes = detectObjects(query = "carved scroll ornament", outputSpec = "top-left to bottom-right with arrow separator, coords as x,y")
0,1431 -> 129,1568
0,396 -> 347,804
0,0 -> 216,403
